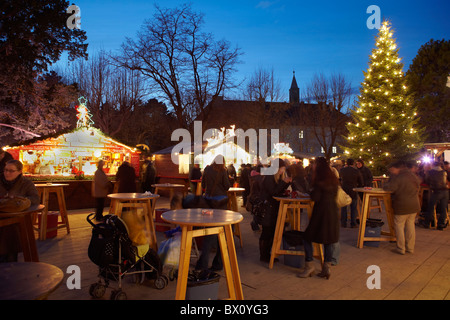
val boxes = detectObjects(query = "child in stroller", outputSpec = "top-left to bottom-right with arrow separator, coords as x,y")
87,213 -> 168,300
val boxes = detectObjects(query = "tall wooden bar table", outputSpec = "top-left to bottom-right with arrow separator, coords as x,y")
0,205 -> 45,262
353,187 -> 396,248
270,196 -> 323,269
227,187 -> 245,247
161,209 -> 244,300
107,193 -> 160,251
34,183 -> 70,240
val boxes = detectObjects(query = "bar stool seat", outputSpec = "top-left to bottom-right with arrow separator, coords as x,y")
34,184 -> 70,240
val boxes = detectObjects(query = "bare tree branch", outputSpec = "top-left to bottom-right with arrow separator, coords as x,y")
110,3 -> 242,129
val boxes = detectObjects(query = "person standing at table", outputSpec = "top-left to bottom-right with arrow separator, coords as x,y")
0,160 -> 39,262
298,157 -> 340,279
383,160 -> 421,254
246,164 -> 264,231
141,160 -> 157,193
287,162 -> 309,194
116,160 -> 137,193
92,160 -> 112,221
356,159 -> 373,188
227,163 -> 237,187
422,162 -> 449,230
339,159 -> 363,228
196,155 -> 230,271
239,164 -> 251,207
259,158 -> 292,263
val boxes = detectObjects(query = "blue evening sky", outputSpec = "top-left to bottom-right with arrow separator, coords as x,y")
58,0 -> 449,101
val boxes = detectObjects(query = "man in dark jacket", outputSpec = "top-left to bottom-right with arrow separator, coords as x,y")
141,160 -> 157,193
239,164 -> 250,207
422,162 -> 449,230
356,159 -> 373,187
339,159 -> 363,228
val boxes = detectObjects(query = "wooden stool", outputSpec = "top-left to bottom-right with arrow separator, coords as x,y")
34,184 -> 70,240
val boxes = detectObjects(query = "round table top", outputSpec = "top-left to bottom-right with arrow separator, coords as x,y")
152,183 -> 185,188
161,209 -> 243,227
228,187 -> 245,192
353,187 -> 392,194
273,195 -> 311,201
107,192 -> 160,200
34,183 -> 69,188
0,204 -> 45,217
0,262 -> 64,300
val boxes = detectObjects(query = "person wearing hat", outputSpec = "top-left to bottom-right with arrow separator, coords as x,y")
258,158 -> 292,263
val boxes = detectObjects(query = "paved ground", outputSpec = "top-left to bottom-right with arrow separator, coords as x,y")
30,196 -> 450,301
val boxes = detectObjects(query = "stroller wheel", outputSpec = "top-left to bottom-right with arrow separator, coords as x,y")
110,289 -> 127,300
154,275 -> 167,290
89,283 -> 106,299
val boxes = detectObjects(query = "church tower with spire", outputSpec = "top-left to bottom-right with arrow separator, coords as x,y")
289,71 -> 299,104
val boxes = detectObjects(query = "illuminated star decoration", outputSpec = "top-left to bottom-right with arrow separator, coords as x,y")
76,96 -> 94,128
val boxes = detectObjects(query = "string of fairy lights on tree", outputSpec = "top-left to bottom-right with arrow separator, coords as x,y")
343,20 -> 423,174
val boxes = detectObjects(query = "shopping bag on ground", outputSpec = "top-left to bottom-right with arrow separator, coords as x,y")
157,232 -> 181,268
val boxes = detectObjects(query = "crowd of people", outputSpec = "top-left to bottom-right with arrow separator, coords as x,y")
203,155 -> 449,280
1,146 -> 449,281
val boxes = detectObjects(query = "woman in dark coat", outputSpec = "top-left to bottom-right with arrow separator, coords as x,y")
196,155 -> 230,271
259,159 -> 292,263
298,157 -> 339,279
116,161 -> 137,193
0,160 -> 39,262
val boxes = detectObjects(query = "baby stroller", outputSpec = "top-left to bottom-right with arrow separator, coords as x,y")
87,213 -> 168,300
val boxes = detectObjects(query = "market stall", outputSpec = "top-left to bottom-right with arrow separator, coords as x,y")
5,126 -> 140,178
154,125 -> 253,183
3,96 -> 142,210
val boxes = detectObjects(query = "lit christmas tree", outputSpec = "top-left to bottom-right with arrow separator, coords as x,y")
343,20 -> 423,174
